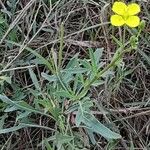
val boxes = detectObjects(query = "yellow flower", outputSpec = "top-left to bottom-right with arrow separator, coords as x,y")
110,2 -> 140,27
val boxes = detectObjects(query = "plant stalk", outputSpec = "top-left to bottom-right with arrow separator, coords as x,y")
75,48 -> 132,100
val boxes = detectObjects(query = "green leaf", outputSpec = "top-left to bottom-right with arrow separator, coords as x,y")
37,136 -> 56,147
55,91 -> 73,99
56,133 -> 74,145
61,72 -> 73,83
62,68 -> 89,74
76,101 -> 121,140
72,74 -> 83,93
44,138 -> 53,150
20,123 -> 55,131
75,107 -> 83,127
91,80 -> 105,87
94,48 -> 103,65
0,114 -> 7,129
29,68 -> 41,91
0,124 -> 26,134
0,76 -> 11,84
4,105 -> 17,112
89,48 -> 97,73
86,129 -> 96,145
0,95 -> 52,118
83,113 -> 121,139
65,54 -> 79,69
111,35 -> 123,47
80,59 -> 91,70
65,102 -> 79,114
37,99 -> 60,121
0,16 -> 5,24
107,140 -> 118,150
41,72 -> 57,82
0,123 -> 55,134
138,48 -> 150,66
82,98 -> 93,109
55,133 -> 74,150
16,111 -> 30,121
111,47 -> 123,66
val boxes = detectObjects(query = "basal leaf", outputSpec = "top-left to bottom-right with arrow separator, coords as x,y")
76,101 -> 121,140
83,112 -> 121,139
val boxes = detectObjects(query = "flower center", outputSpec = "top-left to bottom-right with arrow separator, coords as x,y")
122,10 -> 129,20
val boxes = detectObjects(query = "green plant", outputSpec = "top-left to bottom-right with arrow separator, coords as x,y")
0,1 -> 149,149
0,20 -> 144,148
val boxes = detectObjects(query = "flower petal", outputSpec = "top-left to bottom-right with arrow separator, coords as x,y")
127,3 -> 140,15
125,16 -> 140,27
111,15 -> 125,26
112,2 -> 127,15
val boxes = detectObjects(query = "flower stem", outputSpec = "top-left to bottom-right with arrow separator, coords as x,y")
75,48 -> 131,100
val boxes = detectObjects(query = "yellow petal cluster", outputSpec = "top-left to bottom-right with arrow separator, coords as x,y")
111,2 -> 140,27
